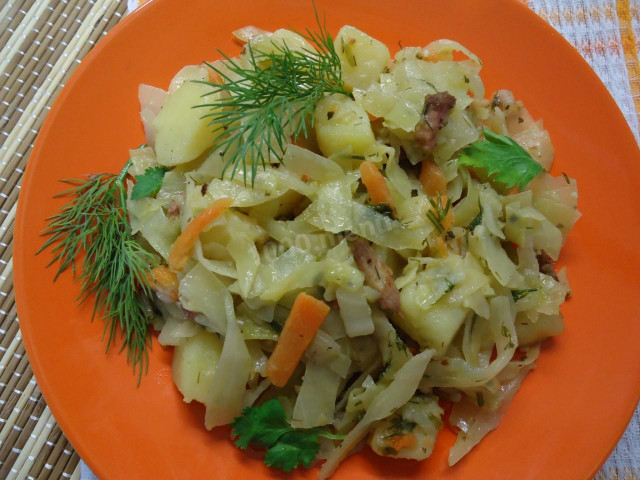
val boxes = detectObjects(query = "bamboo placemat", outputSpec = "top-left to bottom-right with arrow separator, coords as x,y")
1,1 -> 639,479
0,1 -> 127,478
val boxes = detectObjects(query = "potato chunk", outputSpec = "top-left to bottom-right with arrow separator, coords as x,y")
314,93 -> 375,157
153,81 -> 218,166
335,25 -> 390,91
172,329 -> 223,404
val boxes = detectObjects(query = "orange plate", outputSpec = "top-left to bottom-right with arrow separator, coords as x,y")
13,0 -> 640,478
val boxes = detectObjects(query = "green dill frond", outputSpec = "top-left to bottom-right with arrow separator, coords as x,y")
38,159 -> 156,383
426,192 -> 452,234
194,11 -> 350,186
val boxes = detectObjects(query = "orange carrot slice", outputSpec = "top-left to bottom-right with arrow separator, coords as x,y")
146,266 -> 179,301
386,434 -> 417,452
441,198 -> 454,231
419,160 -> 447,197
265,293 -> 330,387
359,161 -> 395,209
436,235 -> 448,258
208,70 -> 223,84
168,197 -> 233,271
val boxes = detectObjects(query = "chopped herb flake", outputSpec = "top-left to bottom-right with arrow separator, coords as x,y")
384,417 -> 417,438
511,288 -> 537,302
468,207 -> 483,231
370,203 -> 395,218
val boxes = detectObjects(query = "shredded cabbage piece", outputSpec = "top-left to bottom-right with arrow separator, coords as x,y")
130,25 -> 579,477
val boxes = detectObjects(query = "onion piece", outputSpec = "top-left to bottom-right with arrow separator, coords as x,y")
448,362 -> 535,465
157,317 -> 200,346
138,84 -> 167,148
232,25 -> 271,43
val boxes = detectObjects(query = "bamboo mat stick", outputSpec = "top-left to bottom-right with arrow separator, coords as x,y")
0,2 -> 26,53
0,0 -> 78,110
0,372 -> 36,447
0,0 -> 114,178
10,406 -> 54,479
0,1 -> 92,121
0,1 -> 50,75
0,260 -> 13,294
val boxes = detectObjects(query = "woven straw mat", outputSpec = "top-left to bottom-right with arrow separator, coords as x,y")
1,0 -> 639,479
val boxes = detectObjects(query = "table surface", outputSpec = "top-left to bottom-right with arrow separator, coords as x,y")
0,0 -> 638,479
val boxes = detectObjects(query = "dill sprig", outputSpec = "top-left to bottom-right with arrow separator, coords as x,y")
38,159 -> 156,383
426,192 -> 452,235
194,10 -> 350,185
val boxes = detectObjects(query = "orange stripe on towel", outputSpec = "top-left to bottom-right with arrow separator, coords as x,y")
616,0 -> 640,127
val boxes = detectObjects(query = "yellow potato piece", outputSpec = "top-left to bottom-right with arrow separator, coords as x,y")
335,25 -> 390,91
314,93 -> 375,157
172,329 -> 223,404
153,81 -> 219,166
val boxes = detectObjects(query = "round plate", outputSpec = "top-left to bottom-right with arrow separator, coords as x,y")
14,0 -> 640,478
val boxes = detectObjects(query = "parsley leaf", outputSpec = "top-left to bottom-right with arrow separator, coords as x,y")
264,430 -> 320,472
231,398 -> 290,449
458,127 -> 544,191
230,398 -> 343,472
130,166 -> 169,200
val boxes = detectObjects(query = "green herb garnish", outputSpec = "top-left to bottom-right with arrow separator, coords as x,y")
468,206 -> 483,231
131,166 -> 169,200
38,156 -> 156,383
426,192 -> 452,235
394,333 -> 408,354
459,127 -> 544,191
231,398 -> 343,472
511,288 -> 537,302
501,322 -> 516,350
195,10 -> 349,186
383,416 -> 417,438
444,279 -> 455,293
370,202 -> 395,218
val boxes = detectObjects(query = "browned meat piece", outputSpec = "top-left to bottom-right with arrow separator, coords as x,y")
537,250 -> 558,281
415,92 -> 456,153
166,200 -> 181,218
350,237 -> 401,314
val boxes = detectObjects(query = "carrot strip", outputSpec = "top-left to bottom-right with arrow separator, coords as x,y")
435,235 -> 448,258
168,197 -> 233,271
208,70 -> 223,84
265,293 -> 330,387
146,266 -> 179,301
419,160 -> 447,197
359,161 -> 395,209
386,434 -> 417,452
442,198 -> 454,231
